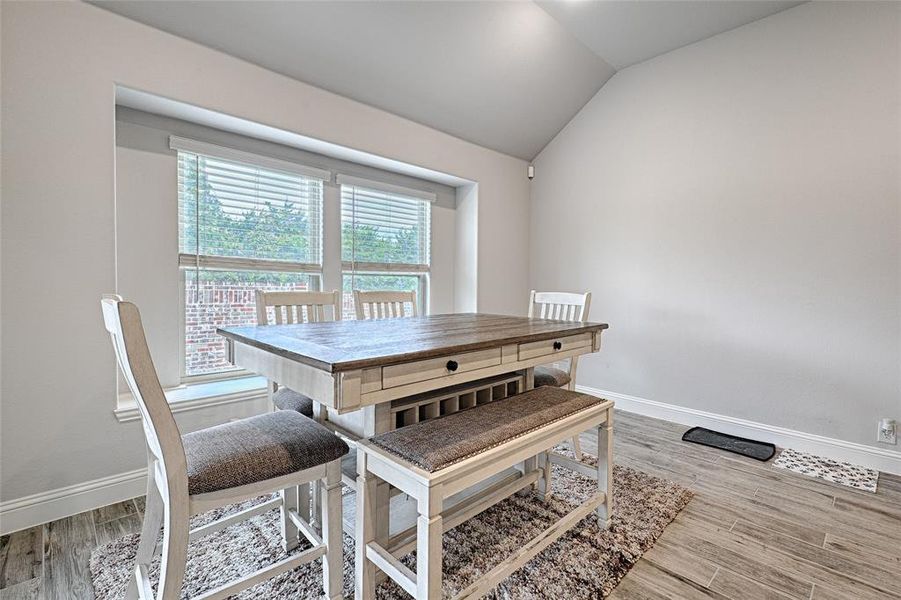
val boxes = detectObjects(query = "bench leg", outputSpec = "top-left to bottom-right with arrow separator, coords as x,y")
372,482 -> 391,587
597,413 -> 614,529
416,489 -> 443,600
571,435 -> 583,461
322,461 -> 343,600
280,485 -> 300,552
520,455 -> 538,494
537,452 -> 552,501
298,482 -> 310,522
355,455 -> 378,600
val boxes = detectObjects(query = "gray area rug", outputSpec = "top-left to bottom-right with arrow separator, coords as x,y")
90,455 -> 692,599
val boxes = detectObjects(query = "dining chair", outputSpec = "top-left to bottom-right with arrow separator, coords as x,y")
255,290 -> 341,418
528,290 -> 592,459
101,295 -> 348,600
352,289 -> 418,320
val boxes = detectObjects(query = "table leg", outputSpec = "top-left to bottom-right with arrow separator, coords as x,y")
523,367 -> 535,391
522,368 -> 541,491
267,379 -> 277,412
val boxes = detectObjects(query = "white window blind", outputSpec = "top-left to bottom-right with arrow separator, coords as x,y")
178,151 -> 323,272
340,183 -> 431,273
176,147 -> 324,377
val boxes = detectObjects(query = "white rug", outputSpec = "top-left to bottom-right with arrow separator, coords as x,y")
773,448 -> 878,492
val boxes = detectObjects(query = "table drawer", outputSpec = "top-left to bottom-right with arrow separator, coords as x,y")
382,347 -> 503,389
518,332 -> 593,362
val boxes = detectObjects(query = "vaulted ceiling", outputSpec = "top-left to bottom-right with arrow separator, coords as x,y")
92,1 -> 803,160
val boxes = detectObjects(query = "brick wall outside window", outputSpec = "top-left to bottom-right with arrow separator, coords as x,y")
184,276 -> 310,376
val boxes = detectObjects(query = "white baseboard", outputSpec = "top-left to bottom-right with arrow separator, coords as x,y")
578,385 -> 901,476
0,468 -> 147,535
3,387 -> 899,534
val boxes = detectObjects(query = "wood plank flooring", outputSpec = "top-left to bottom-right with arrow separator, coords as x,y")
2,410 -> 898,599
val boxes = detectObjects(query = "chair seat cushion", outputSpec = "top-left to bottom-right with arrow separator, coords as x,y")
183,411 -> 349,496
370,386 -> 601,472
534,365 -> 571,388
273,387 -> 314,417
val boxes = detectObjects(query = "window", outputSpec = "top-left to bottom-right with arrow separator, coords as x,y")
176,144 -> 325,378
340,176 -> 432,319
171,137 -> 436,380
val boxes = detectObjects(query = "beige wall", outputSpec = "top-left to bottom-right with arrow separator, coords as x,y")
0,1 -> 529,507
531,1 -> 900,450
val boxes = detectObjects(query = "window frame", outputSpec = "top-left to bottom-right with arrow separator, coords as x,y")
173,137 -> 328,382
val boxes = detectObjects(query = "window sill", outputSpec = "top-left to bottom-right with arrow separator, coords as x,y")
114,376 -> 268,423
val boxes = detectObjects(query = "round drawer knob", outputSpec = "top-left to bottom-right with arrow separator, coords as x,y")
446,360 -> 459,372
553,341 -> 563,350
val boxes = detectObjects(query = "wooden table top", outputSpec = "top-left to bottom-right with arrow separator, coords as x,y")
218,313 -> 608,373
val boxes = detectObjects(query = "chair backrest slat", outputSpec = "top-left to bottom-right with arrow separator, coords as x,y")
353,290 -> 418,320
528,290 -> 591,323
527,290 -> 592,389
255,290 -> 342,325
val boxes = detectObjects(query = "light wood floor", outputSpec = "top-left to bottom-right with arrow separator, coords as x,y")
2,410 -> 899,599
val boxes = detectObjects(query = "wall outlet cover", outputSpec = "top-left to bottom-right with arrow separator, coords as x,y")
877,419 -> 897,445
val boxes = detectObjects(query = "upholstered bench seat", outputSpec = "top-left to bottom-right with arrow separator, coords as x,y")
272,387 -> 315,417
183,411 -> 349,495
370,386 -> 600,473
533,365 -> 572,388
356,386 -> 614,599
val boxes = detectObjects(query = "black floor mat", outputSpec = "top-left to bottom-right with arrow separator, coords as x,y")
681,427 -> 776,461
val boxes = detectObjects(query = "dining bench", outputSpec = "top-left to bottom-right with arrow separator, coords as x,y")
354,386 -> 614,600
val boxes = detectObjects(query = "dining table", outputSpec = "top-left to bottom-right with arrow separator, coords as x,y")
217,312 -> 609,539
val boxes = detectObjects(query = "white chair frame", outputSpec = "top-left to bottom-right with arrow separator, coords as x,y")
255,289 -> 344,532
101,296 -> 344,600
255,289 -> 342,325
528,290 -> 592,459
256,290 -> 342,409
353,290 -> 418,320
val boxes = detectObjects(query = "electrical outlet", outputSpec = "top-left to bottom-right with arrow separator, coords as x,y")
877,418 -> 897,445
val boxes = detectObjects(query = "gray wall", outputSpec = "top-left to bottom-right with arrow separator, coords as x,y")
0,1 -> 529,517
531,1 -> 900,449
